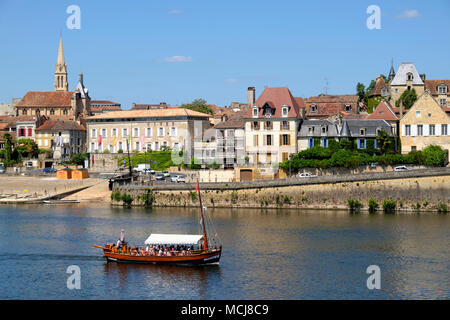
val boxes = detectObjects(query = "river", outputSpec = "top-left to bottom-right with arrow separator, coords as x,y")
0,204 -> 448,299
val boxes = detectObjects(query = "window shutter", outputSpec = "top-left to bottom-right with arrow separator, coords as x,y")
357,139 -> 361,149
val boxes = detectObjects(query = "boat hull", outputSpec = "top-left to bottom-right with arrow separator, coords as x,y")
103,249 -> 221,265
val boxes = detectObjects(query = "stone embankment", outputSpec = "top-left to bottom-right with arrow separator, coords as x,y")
111,168 -> 450,211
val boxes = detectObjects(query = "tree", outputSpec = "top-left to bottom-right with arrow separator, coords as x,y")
376,130 -> 393,155
3,133 -> 12,165
395,88 -> 417,109
356,82 -> 366,104
180,99 -> 214,115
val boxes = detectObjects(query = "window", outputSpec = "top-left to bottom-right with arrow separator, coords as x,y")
91,142 -> 95,151
102,128 -> 107,137
63,109 -> 68,116
416,111 -> 421,118
407,72 -> 413,81
411,146 -> 417,151
439,99 -> 447,106
253,135 -> 259,146
321,126 -> 328,134
442,124 -> 448,136
310,105 -> 317,113
429,125 -> 435,136
308,127 -> 315,134
50,109 -> 55,115
360,128 -> 366,136
158,128 -> 164,137
357,138 -> 366,149
345,105 -> 351,112
133,128 -> 139,138
155,142 -> 160,151
123,128 -> 128,138
321,138 -> 328,148
252,121 -> 260,130
147,128 -> 152,137
438,85 -> 448,94
307,138 -> 314,148
281,134 -> 290,146
264,121 -> 272,130
282,106 -> 288,117
135,142 -> 140,151
22,109 -> 27,115
417,125 -> 423,136
281,121 -> 290,130
28,128 -> 32,137
171,127 -> 176,137
264,135 -> 272,146
118,141 -> 123,151
253,107 -> 258,117
405,125 -> 411,136
112,128 -> 117,137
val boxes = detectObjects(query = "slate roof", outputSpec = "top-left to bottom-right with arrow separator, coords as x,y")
390,63 -> 424,86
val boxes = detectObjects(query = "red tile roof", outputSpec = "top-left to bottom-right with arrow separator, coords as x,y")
36,119 -> 85,131
366,101 -> 399,121
16,91 -> 74,107
424,80 -> 450,95
245,87 -> 303,118
369,77 -> 389,96
305,94 -> 360,117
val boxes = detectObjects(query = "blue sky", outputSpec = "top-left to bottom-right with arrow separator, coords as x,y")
0,0 -> 449,109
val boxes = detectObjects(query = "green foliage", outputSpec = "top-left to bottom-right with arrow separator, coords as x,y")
189,191 -> 197,201
231,191 -> 238,204
63,152 -> 86,166
180,98 -> 214,115
348,198 -> 362,212
437,203 -> 448,214
283,195 -> 292,204
368,197 -> 379,213
279,143 -> 447,172
118,151 -> 182,171
120,193 -> 133,206
395,88 -> 418,109
189,157 -> 201,170
382,200 -> 397,213
15,138 -> 39,159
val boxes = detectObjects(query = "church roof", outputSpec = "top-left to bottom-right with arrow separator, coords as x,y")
16,91 -> 74,107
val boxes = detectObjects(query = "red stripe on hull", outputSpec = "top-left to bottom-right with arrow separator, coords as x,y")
103,249 -> 221,265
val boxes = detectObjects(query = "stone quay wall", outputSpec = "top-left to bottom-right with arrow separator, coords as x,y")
111,168 -> 450,211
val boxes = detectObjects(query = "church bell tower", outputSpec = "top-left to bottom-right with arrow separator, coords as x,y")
54,35 -> 68,91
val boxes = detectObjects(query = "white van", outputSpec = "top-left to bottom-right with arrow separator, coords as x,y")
133,163 -> 151,173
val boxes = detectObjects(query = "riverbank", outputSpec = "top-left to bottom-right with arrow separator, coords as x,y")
112,173 -> 450,212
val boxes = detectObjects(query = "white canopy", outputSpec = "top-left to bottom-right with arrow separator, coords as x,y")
144,234 -> 204,246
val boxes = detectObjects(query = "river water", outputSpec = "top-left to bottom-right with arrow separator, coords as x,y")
0,204 -> 448,300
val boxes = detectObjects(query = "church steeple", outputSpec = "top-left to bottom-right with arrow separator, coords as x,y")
388,59 -> 395,83
54,35 -> 68,92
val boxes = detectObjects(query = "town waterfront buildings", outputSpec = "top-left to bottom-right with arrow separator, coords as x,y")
85,108 -> 211,160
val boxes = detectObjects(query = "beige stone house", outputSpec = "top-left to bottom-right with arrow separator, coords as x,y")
389,62 -> 425,104
86,108 -> 211,163
400,90 -> 450,153
244,87 -> 304,164
36,119 -> 86,160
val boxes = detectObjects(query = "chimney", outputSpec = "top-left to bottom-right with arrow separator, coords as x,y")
399,99 -> 403,119
300,108 -> 306,119
247,87 -> 255,107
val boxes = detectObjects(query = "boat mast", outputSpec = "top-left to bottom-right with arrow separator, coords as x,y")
196,180 -> 208,251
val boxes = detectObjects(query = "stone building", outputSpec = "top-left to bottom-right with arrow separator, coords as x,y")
36,119 -> 86,160
424,79 -> 450,108
389,62 -> 425,104
15,36 -> 91,120
85,108 -> 211,163
244,86 -> 304,164
400,90 -> 450,153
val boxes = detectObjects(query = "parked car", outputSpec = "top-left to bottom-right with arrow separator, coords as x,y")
43,167 -> 57,173
176,176 -> 186,183
394,166 -> 411,172
150,170 -> 155,175
133,164 -> 151,173
171,175 -> 180,183
0,163 -> 6,174
155,173 -> 164,180
298,172 -> 317,178
162,170 -> 170,177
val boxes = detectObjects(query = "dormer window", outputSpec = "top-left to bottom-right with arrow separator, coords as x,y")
308,127 -> 315,134
252,107 -> 258,118
321,126 -> 328,134
282,105 -> 289,117
407,72 -> 413,81
438,85 -> 448,94
344,104 -> 351,112
360,128 -> 366,136
310,105 -> 317,113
